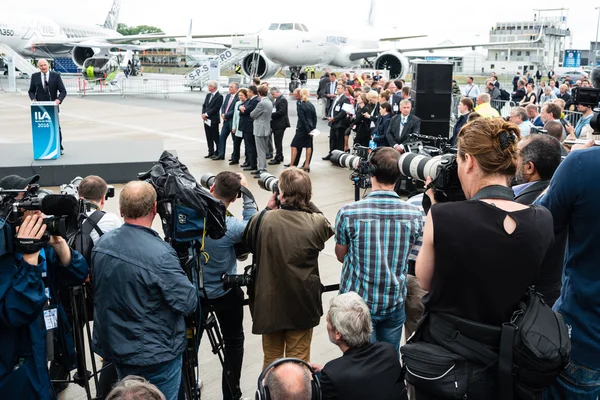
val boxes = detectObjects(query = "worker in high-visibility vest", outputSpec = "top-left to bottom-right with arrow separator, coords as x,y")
310,67 -> 316,79
235,63 -> 242,75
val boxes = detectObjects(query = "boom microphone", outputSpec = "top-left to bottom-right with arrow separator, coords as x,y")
590,67 -> 600,89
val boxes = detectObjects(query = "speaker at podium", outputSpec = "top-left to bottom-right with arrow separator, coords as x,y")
30,102 -> 61,160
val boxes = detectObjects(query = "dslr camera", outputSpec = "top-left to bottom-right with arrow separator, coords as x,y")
330,146 -> 373,190
60,176 -> 115,200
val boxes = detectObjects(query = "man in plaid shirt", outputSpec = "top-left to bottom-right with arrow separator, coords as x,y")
335,147 -> 423,350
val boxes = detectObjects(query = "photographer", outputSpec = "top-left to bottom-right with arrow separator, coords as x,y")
412,118 -> 554,398
202,172 -> 257,400
78,175 -> 122,244
92,181 -> 197,400
0,176 -> 88,399
243,168 -> 334,369
335,147 -> 423,350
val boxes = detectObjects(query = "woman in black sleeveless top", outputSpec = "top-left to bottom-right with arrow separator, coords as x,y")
412,118 -> 554,399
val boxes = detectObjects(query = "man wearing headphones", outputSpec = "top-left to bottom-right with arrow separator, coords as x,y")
257,359 -> 318,400
334,147 -> 423,350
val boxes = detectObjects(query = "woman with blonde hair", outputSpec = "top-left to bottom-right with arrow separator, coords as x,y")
287,88 -> 317,172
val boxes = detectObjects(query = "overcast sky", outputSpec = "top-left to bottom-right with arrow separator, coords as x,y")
6,0 -> 599,49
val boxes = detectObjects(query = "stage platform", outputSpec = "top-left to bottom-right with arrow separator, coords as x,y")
0,140 -> 164,186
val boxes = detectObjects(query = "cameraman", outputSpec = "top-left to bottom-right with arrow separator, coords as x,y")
0,178 -> 88,399
202,172 -> 257,400
78,175 -> 122,243
412,118 -> 554,398
243,168 -> 334,369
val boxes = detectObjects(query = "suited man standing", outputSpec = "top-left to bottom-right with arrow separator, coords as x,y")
325,73 -> 338,116
323,83 -> 351,160
387,82 -> 401,114
311,292 -> 405,400
386,100 -> 421,153
239,86 -> 260,171
269,87 -> 290,165
249,85 -> 273,176
28,58 -> 67,154
201,80 -> 224,158
213,82 -> 239,160
317,71 -> 331,120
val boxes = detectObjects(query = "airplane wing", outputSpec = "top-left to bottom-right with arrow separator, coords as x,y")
379,35 -> 428,42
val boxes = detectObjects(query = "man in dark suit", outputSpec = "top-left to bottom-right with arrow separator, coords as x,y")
311,292 -> 406,400
238,85 -> 260,171
386,100 -> 421,153
323,83 -> 351,160
514,134 -> 562,205
28,58 -> 67,153
269,87 -> 290,165
324,73 -> 338,116
213,82 -> 239,160
201,80 -> 224,158
317,71 -> 331,120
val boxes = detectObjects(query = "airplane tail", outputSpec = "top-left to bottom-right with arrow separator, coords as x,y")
103,0 -> 122,31
187,20 -> 193,41
367,0 -> 376,27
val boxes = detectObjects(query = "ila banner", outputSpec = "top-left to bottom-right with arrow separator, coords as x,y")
30,102 -> 60,160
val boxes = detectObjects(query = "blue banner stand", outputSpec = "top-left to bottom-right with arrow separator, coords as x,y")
31,102 -> 60,160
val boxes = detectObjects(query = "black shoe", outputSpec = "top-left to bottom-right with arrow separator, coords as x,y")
204,154 -> 214,159
268,159 -> 280,165
240,162 -> 249,168
251,170 -> 262,175
60,150 -> 64,155
242,166 -> 255,171
211,155 -> 225,160
322,154 -> 331,161
266,154 -> 274,160
229,160 -> 239,165
322,117 -> 328,120
253,170 -> 266,178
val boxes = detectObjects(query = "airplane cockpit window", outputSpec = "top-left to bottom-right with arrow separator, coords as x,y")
268,23 -> 279,30
301,24 -> 309,32
279,23 -> 293,31
294,23 -> 304,31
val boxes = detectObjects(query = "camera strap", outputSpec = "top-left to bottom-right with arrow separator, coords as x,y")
470,185 -> 515,201
14,237 -> 47,255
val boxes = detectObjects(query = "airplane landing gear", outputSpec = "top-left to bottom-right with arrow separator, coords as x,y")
289,66 -> 302,92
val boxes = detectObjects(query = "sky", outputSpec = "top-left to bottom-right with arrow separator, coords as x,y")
6,0 -> 599,49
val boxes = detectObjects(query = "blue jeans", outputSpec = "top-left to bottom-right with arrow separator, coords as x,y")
371,306 -> 406,352
217,120 -> 232,157
544,361 -> 600,400
115,355 -> 182,400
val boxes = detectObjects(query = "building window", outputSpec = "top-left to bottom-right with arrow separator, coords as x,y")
517,51 -> 522,56
491,64 -> 495,69
526,51 -> 530,56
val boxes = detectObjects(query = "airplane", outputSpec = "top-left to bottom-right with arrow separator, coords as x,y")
0,0 -> 232,80
229,0 -> 543,81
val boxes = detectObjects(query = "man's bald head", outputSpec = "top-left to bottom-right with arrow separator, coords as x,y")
544,121 -> 565,141
120,181 -> 157,220
37,58 -> 49,73
264,362 -> 312,400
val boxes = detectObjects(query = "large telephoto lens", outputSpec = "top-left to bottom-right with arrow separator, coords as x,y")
258,172 -> 279,193
199,173 -> 216,189
330,150 -> 362,170
399,153 -> 444,181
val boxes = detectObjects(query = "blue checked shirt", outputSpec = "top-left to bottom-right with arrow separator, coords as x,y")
335,191 -> 424,316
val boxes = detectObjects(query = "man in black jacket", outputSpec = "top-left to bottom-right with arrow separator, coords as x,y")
269,87 -> 290,165
213,82 -> 239,160
28,58 -> 67,153
317,71 -> 330,120
386,100 -> 421,153
311,292 -> 405,400
323,83 -> 350,160
511,80 -> 526,103
239,86 -> 260,171
202,80 -> 224,158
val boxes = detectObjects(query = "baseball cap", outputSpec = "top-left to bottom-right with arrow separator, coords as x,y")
0,174 -> 40,190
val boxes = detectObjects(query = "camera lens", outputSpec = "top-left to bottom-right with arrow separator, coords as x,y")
199,173 -> 216,189
258,172 -> 279,193
331,150 -> 362,170
331,150 -> 345,166
399,153 -> 443,181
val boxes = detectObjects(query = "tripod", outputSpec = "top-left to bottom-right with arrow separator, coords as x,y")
176,241 -> 238,400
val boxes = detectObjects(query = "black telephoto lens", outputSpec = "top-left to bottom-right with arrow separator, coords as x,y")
199,173 -> 216,189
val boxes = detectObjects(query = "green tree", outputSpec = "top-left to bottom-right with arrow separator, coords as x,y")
117,24 -> 164,36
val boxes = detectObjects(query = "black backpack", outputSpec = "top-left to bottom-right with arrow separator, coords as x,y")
499,88 -> 511,101
68,210 -> 105,265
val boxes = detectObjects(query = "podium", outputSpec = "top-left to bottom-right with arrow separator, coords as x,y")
31,102 -> 60,160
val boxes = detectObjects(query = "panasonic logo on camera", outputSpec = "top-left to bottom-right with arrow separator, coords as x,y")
178,213 -> 187,225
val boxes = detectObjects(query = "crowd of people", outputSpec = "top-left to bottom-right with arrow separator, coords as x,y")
2,62 -> 600,400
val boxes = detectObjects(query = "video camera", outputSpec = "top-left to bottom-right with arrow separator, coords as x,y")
530,126 -> 548,135
60,176 -> 115,200
571,87 -> 600,134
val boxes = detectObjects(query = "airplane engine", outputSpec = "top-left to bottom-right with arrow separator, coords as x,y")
72,46 -> 96,67
241,51 -> 281,79
374,51 -> 409,80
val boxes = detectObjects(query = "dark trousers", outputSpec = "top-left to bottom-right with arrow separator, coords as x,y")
59,125 -> 63,151
267,134 -> 274,157
243,130 -> 257,168
231,135 -> 243,162
272,128 -> 285,161
204,121 -> 220,155
217,120 -> 233,157
200,288 -> 245,400
329,126 -> 345,154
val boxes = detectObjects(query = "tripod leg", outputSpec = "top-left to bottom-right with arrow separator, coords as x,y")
204,312 -> 237,399
69,286 -> 93,400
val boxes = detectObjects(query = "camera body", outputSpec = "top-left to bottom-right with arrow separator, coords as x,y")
60,176 -> 115,200
330,146 -> 373,190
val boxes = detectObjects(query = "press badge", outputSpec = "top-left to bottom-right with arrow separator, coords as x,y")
335,105 -> 341,112
393,104 -> 398,112
272,107 -> 276,113
44,306 -> 58,331
370,121 -> 376,128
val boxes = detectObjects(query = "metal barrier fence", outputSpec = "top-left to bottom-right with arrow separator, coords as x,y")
62,77 -> 190,98
490,100 -> 517,118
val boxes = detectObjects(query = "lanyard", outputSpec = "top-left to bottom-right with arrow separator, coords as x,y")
470,185 -> 515,201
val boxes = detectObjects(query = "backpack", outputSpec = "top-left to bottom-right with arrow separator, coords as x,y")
499,88 -> 511,101
68,210 -> 105,265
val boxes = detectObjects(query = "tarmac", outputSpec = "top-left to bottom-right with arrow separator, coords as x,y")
0,77 -> 381,400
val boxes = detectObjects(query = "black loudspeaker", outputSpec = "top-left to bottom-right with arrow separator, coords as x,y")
420,120 -> 451,137
409,92 -> 452,121
411,62 -> 453,93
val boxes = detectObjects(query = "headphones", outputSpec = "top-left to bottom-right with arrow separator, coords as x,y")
256,358 -> 322,400
367,146 -> 384,176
